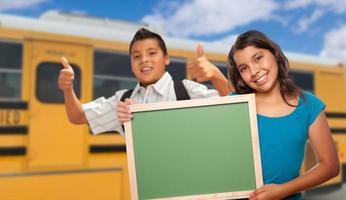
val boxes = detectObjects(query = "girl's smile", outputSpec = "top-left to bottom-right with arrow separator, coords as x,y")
253,72 -> 268,85
234,46 -> 279,94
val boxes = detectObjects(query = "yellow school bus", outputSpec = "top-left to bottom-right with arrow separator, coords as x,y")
0,11 -> 345,199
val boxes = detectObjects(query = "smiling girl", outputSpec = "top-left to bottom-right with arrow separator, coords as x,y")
228,30 -> 339,200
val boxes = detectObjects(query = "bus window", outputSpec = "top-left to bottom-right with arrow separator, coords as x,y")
167,57 -> 186,80
0,41 -> 22,100
203,61 -> 228,89
36,62 -> 81,103
289,71 -> 314,92
93,50 -> 137,98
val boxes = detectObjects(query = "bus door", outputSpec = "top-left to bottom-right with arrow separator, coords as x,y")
27,39 -> 92,170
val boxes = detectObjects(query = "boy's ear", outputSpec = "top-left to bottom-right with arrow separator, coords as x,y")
165,55 -> 170,65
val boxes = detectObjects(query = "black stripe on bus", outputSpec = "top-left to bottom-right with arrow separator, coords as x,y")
0,167 -> 121,178
0,147 -> 26,156
89,130 -> 120,135
326,112 -> 346,119
331,128 -> 346,134
0,126 -> 28,134
0,101 -> 28,109
90,145 -> 126,153
343,164 -> 346,182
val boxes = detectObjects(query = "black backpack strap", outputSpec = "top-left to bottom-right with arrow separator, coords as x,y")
120,80 -> 190,102
120,89 -> 134,102
120,89 -> 134,132
173,80 -> 191,101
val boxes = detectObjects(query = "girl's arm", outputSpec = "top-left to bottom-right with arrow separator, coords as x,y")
282,111 -> 339,193
250,111 -> 340,200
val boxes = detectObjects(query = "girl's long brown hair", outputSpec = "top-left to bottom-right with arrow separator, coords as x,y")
228,30 -> 301,106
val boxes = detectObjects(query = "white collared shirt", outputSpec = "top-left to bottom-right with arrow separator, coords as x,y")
82,72 -> 219,135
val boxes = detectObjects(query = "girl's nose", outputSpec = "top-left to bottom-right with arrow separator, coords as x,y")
250,64 -> 260,76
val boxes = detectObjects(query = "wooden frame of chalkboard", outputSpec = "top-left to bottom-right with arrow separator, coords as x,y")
124,94 -> 262,200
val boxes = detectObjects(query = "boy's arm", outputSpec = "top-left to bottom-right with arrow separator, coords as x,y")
209,66 -> 232,96
187,44 -> 234,96
59,57 -> 87,124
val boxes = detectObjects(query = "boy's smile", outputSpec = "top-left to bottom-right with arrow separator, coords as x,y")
140,66 -> 153,74
130,38 -> 169,87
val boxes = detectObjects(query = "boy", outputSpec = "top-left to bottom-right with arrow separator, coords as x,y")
58,28 -> 231,135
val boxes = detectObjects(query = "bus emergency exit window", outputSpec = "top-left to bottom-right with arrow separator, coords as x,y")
36,62 -> 81,103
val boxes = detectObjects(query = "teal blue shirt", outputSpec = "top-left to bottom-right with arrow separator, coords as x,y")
232,91 -> 325,200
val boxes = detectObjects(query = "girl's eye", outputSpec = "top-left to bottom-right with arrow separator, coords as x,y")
256,55 -> 263,62
239,66 -> 248,73
132,55 -> 140,60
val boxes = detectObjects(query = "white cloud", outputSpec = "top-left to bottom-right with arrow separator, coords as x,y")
69,9 -> 87,16
284,0 -> 312,9
284,0 -> 346,33
284,0 -> 346,13
316,0 -> 346,14
0,0 -> 48,11
320,25 -> 346,65
142,0 -> 278,37
210,34 -> 238,47
295,9 -> 324,33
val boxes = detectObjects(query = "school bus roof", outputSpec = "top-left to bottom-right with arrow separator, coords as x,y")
0,11 -> 342,67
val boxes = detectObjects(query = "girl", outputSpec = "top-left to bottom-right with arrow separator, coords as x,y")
228,30 -> 339,200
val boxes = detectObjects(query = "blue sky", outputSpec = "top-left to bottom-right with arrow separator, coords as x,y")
1,0 -> 346,64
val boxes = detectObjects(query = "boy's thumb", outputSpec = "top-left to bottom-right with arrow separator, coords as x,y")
61,57 -> 72,69
125,98 -> 135,105
196,43 -> 204,57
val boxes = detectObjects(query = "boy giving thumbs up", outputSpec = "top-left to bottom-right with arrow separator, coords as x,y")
59,28 -> 231,135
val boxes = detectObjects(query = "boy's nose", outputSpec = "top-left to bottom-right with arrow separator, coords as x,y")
140,55 -> 149,64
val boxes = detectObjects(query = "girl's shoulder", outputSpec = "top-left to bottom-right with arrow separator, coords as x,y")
229,92 -> 238,96
299,91 -> 326,125
300,91 -> 324,106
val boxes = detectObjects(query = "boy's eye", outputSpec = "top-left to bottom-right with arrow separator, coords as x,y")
132,55 -> 140,60
149,51 -> 157,55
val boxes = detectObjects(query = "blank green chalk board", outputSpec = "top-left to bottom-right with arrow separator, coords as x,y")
124,94 -> 262,200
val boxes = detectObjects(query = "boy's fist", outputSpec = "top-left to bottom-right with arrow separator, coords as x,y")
58,57 -> 75,91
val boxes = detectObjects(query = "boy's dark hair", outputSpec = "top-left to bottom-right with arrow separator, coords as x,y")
227,30 -> 301,106
129,28 -> 168,55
